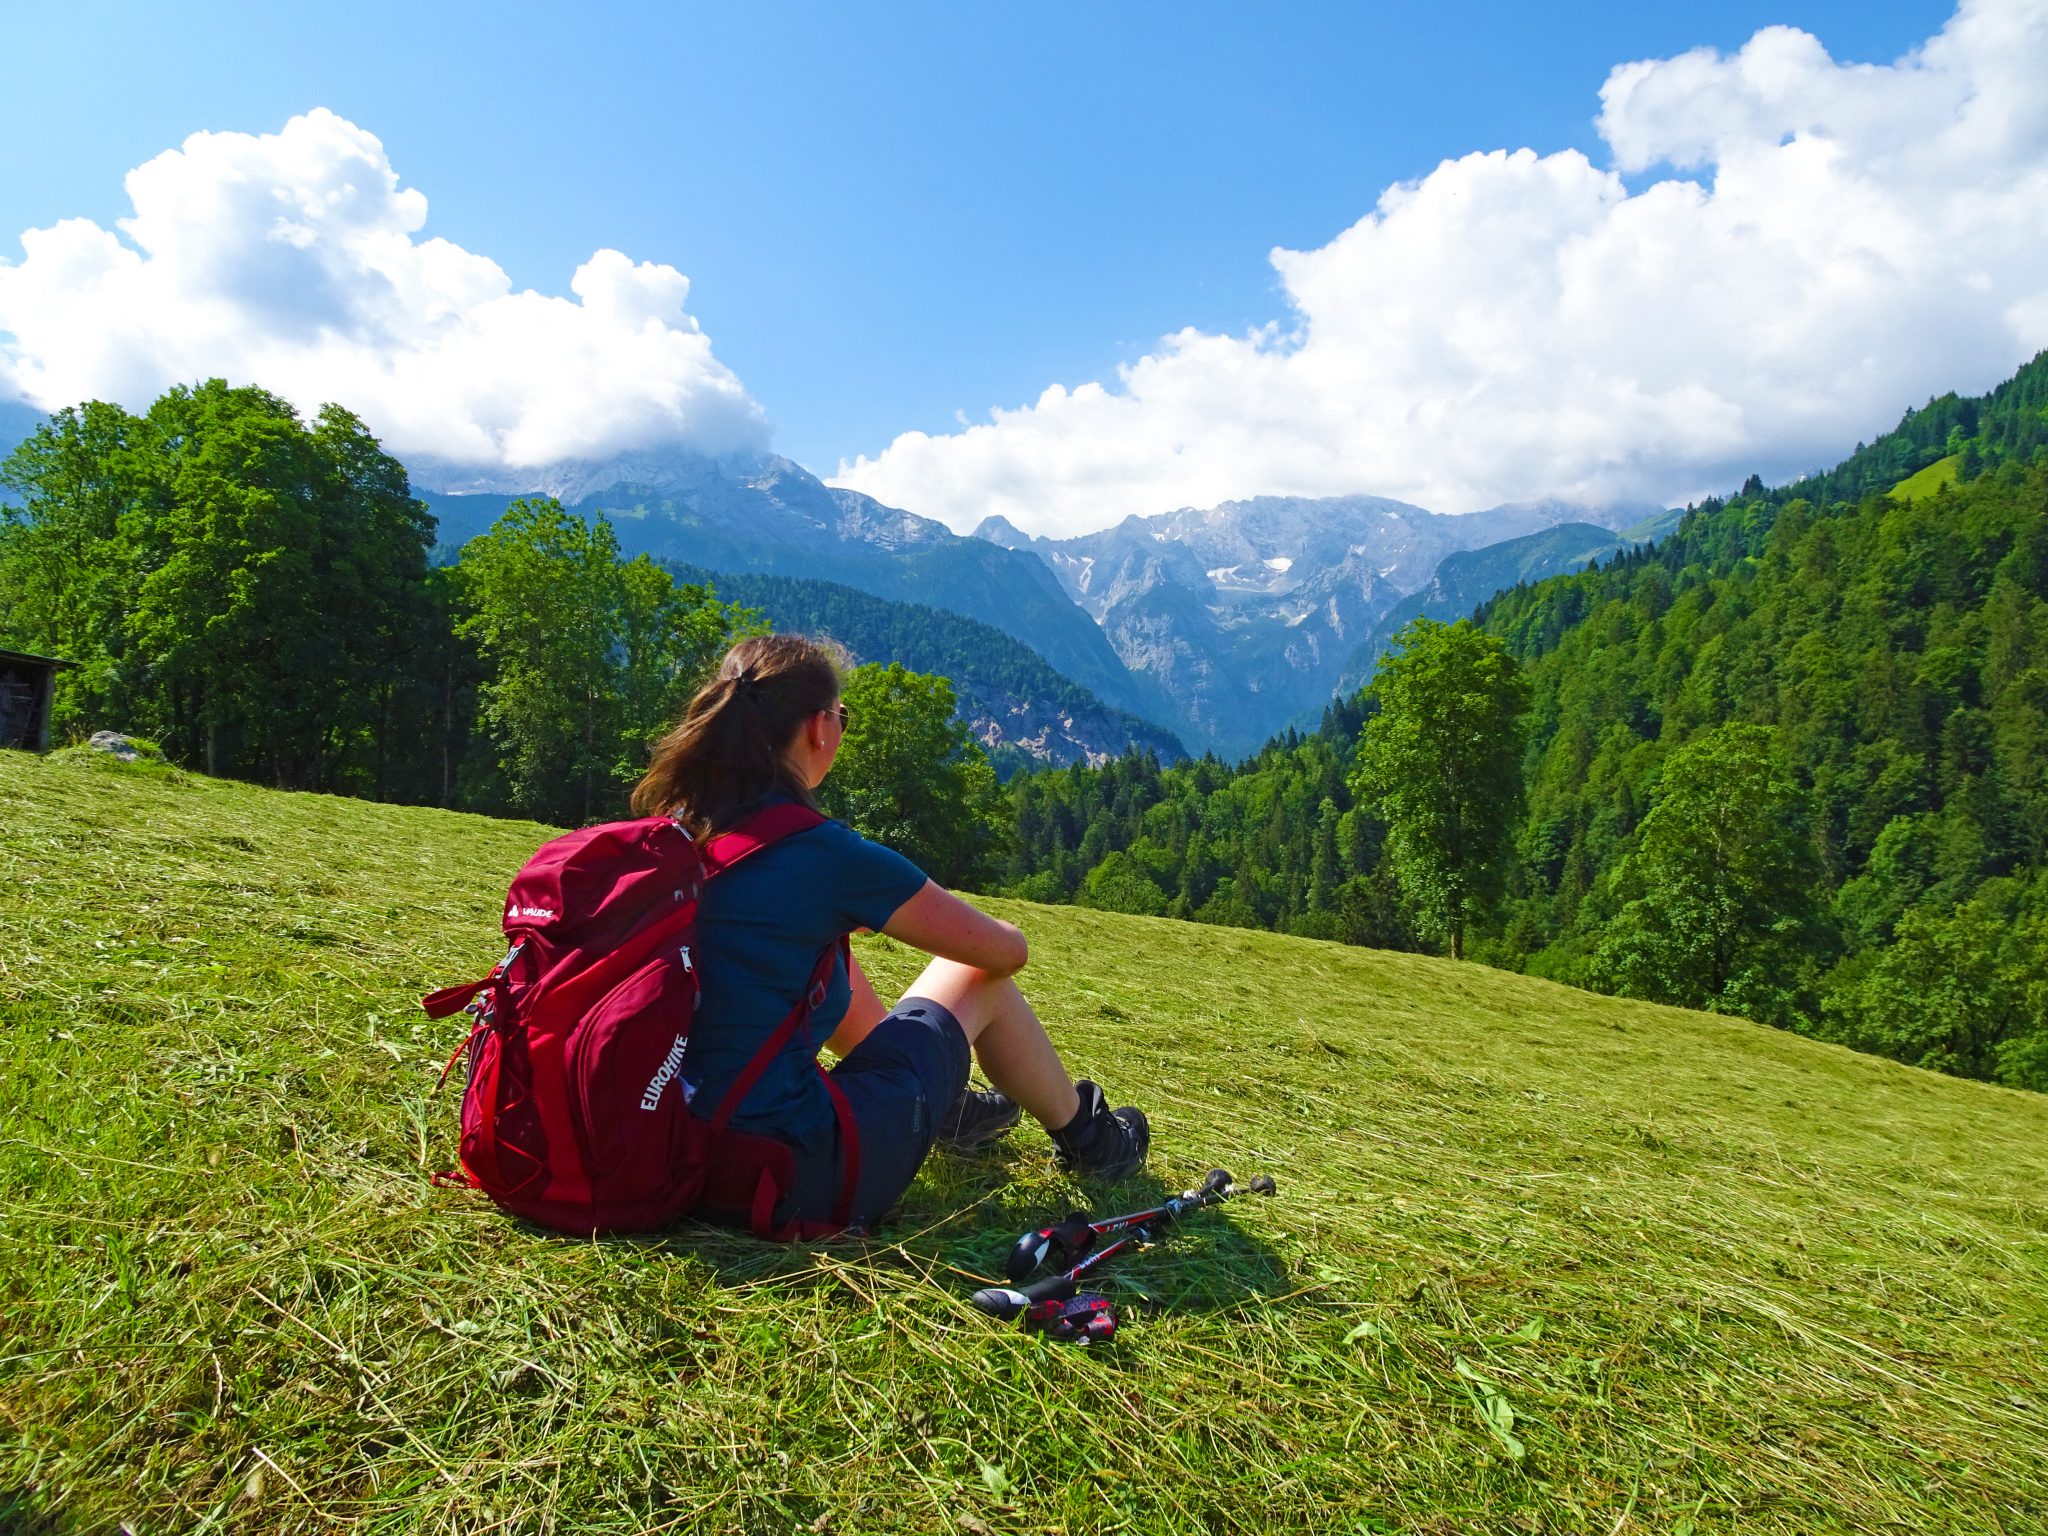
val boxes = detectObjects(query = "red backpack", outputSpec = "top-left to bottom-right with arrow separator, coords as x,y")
421,802 -> 860,1240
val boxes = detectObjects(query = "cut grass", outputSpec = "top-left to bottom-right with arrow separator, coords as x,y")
2,749 -> 2045,1534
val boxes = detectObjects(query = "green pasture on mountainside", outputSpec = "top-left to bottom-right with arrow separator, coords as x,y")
1888,452 -> 1963,502
2,751 -> 2045,1535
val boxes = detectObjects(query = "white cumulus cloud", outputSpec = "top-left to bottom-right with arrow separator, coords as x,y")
0,109 -> 768,473
834,0 -> 2048,537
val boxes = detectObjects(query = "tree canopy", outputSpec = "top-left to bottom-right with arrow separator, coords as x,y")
817,662 -> 1006,891
1,383 -> 435,790
452,500 -> 757,824
1589,723 -> 1827,1022
1350,618 -> 1530,959
0,387 -> 755,820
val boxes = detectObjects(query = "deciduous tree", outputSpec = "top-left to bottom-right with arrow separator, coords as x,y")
1,382 -> 435,789
454,500 -> 754,824
819,662 -> 1005,890
1592,724 -> 1829,1023
1349,619 -> 1530,959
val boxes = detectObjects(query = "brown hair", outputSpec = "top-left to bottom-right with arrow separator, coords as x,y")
632,633 -> 847,837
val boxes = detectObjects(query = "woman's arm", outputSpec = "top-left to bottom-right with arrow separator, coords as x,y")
820,950 -> 891,1060
880,879 -> 1029,976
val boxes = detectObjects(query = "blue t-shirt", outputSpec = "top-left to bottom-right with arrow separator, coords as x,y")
684,807 -> 928,1153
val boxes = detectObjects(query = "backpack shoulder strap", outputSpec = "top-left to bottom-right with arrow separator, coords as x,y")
701,801 -> 827,875
697,802 -> 863,1235
706,933 -> 862,1240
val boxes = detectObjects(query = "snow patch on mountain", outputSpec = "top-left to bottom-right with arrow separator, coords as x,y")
978,489 -> 1661,756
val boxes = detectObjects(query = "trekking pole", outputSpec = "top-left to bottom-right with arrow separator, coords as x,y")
972,1169 -> 1278,1319
1004,1168 -> 1226,1283
1004,1168 -> 1276,1283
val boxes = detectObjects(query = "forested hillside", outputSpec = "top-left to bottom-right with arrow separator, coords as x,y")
665,565 -> 1185,773
8,358 -> 2046,1093
1331,520 -> 1627,700
1000,352 -> 2048,1091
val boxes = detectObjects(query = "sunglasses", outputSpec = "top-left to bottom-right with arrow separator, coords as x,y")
828,703 -> 850,727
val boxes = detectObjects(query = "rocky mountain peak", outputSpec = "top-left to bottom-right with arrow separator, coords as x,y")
971,513 -> 1039,551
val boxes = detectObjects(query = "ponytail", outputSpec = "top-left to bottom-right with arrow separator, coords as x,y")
632,633 -> 847,837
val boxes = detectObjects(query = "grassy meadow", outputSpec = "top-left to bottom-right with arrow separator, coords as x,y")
2,749 -> 2045,1534
1888,452 -> 1963,502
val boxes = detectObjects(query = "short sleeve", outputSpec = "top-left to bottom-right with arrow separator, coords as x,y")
816,819 -> 929,931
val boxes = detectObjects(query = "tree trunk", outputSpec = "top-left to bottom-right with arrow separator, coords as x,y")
374,681 -> 390,803
440,661 -> 454,808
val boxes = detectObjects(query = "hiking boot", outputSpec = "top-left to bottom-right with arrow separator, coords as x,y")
1050,1080 -> 1149,1182
939,1086 -> 1022,1151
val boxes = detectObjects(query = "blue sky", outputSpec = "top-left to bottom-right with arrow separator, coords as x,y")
5,1 -> 2041,535
0,3 -> 1954,466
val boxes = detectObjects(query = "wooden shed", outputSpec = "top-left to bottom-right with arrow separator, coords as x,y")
0,648 -> 77,752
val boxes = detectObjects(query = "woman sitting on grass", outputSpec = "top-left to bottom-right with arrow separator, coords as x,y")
631,632 -> 1148,1234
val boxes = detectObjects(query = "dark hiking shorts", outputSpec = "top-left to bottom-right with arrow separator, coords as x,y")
780,996 -> 971,1229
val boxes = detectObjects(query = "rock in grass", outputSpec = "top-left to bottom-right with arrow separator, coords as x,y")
87,732 -> 162,762
492,1363 -> 545,1396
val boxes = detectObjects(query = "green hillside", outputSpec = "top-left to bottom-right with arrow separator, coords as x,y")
997,357 -> 2048,1096
1890,452 -> 1962,502
1763,348 -> 2048,509
4,752 -> 2045,1534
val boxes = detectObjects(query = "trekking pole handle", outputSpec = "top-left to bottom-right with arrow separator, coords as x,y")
1006,1215 -> 1097,1283
971,1271 -> 1077,1320
975,1227 -> 1144,1319
1158,1168 -> 1235,1225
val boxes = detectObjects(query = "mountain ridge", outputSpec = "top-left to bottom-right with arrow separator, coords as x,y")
0,394 -> 1684,756
976,491 -> 1666,757
1330,519 -> 1632,701
664,563 -> 1186,772
416,448 -> 1660,756
415,451 -> 1185,733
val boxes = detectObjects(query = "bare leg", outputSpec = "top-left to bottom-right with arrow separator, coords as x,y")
901,956 -> 1081,1132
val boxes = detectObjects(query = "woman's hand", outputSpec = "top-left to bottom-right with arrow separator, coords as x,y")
881,880 -> 1028,976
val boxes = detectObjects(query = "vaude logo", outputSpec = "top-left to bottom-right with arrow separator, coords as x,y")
507,903 -> 557,921
640,1034 -> 689,1111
